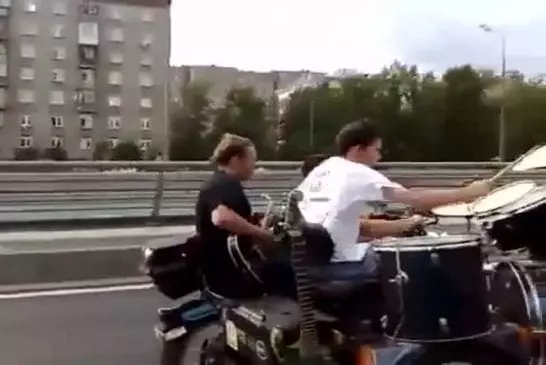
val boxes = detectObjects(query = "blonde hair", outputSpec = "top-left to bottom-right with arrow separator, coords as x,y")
210,133 -> 254,165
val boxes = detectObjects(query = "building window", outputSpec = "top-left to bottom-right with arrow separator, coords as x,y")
18,90 -> 35,104
139,73 -> 153,87
53,1 -> 66,15
107,116 -> 121,129
141,55 -> 152,67
0,88 -> 6,109
80,2 -> 99,16
20,136 -> 33,148
21,44 -> 36,58
0,63 -> 6,77
78,22 -> 98,45
20,115 -> 32,127
140,117 -> 151,130
108,95 -> 121,107
20,67 -> 35,81
53,46 -> 66,60
80,69 -> 95,88
81,46 -> 96,61
52,69 -> 65,83
110,52 -> 123,64
21,22 -> 38,36
142,9 -> 154,22
108,71 -> 122,85
139,139 -> 152,151
79,114 -> 93,129
50,90 -> 64,105
52,24 -> 65,38
141,34 -> 153,48
75,90 -> 95,104
50,136 -> 63,148
51,116 -> 64,128
24,0 -> 37,13
80,138 -> 92,150
140,98 -> 152,108
0,112 -> 4,128
0,0 -> 11,8
108,138 -> 119,148
109,28 -> 124,42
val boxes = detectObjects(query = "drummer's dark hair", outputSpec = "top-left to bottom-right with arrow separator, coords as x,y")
301,154 -> 330,177
336,120 -> 381,155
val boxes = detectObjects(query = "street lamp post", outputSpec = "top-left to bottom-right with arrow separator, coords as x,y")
479,24 -> 507,161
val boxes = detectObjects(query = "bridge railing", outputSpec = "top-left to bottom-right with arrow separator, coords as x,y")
0,161 -> 543,225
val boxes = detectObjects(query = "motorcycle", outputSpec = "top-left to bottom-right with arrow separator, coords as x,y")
196,190 -> 529,364
143,191 -> 529,364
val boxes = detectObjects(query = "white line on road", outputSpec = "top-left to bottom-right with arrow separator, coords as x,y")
0,283 -> 153,299
0,225 -> 195,242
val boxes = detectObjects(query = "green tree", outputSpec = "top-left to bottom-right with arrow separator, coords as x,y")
169,83 -> 211,160
13,147 -> 40,161
439,65 -> 497,161
111,141 -> 142,161
92,141 -> 112,160
43,147 -> 68,161
208,87 -> 274,159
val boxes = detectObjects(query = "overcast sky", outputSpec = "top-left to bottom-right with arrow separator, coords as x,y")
170,0 -> 546,75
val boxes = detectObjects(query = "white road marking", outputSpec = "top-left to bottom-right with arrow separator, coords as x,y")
0,225 -> 195,242
0,283 -> 153,300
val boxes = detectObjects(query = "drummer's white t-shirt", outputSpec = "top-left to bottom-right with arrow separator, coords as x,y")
297,156 -> 402,262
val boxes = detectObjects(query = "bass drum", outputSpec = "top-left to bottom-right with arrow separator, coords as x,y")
490,261 -> 546,364
374,235 -> 492,343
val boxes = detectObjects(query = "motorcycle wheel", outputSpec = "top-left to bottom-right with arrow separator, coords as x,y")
160,324 -> 222,365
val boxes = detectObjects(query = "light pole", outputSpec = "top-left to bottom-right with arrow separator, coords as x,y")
479,24 -> 507,161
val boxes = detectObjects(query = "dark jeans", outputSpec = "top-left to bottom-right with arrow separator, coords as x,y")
310,247 -> 379,284
262,247 -> 379,298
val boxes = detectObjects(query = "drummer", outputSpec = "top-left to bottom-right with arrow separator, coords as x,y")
301,153 -> 425,239
297,120 -> 492,282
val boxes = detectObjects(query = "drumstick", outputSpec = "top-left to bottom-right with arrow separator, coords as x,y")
488,144 -> 542,184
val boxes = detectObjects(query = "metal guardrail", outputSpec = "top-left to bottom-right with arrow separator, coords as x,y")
0,162 -> 545,225
0,160 -> 516,172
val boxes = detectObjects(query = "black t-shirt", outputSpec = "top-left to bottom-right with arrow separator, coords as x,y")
195,170 -> 255,297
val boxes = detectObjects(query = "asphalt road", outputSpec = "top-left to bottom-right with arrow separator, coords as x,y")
0,288 -> 168,365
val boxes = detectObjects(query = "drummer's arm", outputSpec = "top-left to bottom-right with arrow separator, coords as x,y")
384,187 -> 470,211
359,217 -> 417,238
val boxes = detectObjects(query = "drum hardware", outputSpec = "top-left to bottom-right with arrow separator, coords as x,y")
430,252 -> 440,266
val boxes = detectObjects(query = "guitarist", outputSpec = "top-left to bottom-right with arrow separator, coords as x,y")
195,133 -> 293,298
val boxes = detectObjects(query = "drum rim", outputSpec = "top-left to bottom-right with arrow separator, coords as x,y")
496,261 -> 542,330
374,240 -> 481,252
472,180 -> 537,216
476,188 -> 546,224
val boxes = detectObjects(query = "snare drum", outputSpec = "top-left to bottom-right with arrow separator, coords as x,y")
490,260 -> 546,363
375,235 -> 492,342
476,184 -> 546,256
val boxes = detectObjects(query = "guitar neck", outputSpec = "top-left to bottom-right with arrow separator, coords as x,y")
290,231 -> 321,358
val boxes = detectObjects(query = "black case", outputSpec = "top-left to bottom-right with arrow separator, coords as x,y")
143,235 -> 203,299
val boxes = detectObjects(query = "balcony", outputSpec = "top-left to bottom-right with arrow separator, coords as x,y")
74,89 -> 96,113
78,45 -> 97,68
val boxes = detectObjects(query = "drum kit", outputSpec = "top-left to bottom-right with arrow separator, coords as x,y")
372,144 -> 546,361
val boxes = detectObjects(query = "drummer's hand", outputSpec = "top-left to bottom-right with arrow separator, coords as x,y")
405,214 -> 426,228
462,179 -> 493,201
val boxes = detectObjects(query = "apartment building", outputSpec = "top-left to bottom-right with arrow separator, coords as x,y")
0,0 -> 171,159
170,65 -> 327,109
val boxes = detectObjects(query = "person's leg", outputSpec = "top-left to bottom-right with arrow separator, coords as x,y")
310,247 -> 379,283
